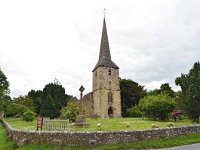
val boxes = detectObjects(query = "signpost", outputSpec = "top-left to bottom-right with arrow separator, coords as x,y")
37,116 -> 43,131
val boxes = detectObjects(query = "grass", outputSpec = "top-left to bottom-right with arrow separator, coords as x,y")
5,117 -> 193,132
0,118 -> 200,150
0,121 -> 15,150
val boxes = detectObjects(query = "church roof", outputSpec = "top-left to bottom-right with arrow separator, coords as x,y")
92,18 -> 119,72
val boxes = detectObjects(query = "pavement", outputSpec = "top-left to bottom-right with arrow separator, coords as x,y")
158,143 -> 200,150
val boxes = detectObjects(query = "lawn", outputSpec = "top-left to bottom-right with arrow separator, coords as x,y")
5,117 -> 193,132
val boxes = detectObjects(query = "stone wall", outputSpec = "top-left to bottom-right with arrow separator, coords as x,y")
2,120 -> 200,147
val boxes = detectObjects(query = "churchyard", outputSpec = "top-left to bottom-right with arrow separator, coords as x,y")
5,117 -> 192,132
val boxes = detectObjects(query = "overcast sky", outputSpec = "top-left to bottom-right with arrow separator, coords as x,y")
0,0 -> 200,98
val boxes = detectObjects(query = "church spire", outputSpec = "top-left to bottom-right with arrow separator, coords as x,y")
93,17 -> 119,72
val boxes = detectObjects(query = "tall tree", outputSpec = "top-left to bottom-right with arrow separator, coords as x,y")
175,61 -> 200,122
120,79 -> 146,117
41,80 -> 72,118
40,95 -> 56,119
28,90 -> 43,115
160,83 -> 175,98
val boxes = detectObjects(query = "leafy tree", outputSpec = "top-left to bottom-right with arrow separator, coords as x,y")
147,89 -> 160,96
139,93 -> 176,120
40,95 -> 56,119
175,61 -> 200,122
147,83 -> 175,98
41,80 -> 72,118
160,83 -> 175,98
120,79 -> 146,117
0,68 -> 9,97
60,101 -> 80,122
28,90 -> 43,115
6,103 -> 29,117
0,95 -> 12,112
14,95 -> 34,111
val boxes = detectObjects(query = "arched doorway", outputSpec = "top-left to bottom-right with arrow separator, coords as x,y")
108,106 -> 113,118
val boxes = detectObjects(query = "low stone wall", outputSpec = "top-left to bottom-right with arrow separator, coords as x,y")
2,120 -> 200,147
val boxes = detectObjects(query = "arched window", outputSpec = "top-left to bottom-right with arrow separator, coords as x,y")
108,69 -> 111,75
108,92 -> 113,103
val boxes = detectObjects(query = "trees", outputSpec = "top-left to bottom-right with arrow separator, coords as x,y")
40,81 -> 72,118
0,68 -> 9,97
147,83 -> 175,98
175,61 -> 200,122
139,93 -> 176,120
120,79 -> 146,117
14,95 -> 34,111
60,101 -> 79,122
160,83 -> 175,98
28,90 -> 43,115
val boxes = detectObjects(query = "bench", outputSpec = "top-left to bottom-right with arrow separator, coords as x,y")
44,119 -> 70,131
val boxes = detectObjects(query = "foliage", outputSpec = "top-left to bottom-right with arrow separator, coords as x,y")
160,83 -> 175,98
120,79 -> 146,117
0,95 -> 12,112
40,95 -> 56,119
23,110 -> 36,121
28,90 -> 43,115
126,106 -> 144,117
147,83 -> 175,98
14,95 -> 34,111
60,101 -> 79,122
175,61 -> 200,122
0,68 -> 9,97
40,80 -> 72,118
139,93 -> 176,120
6,103 -> 29,117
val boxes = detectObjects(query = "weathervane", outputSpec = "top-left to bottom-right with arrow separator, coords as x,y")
103,9 -> 106,17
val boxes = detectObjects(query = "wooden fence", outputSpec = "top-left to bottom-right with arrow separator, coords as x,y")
44,119 -> 70,131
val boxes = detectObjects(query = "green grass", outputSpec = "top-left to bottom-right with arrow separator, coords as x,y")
0,121 -> 15,150
5,117 -> 193,132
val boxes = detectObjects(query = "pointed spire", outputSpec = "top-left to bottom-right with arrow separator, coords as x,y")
93,17 -> 119,72
99,17 -> 111,61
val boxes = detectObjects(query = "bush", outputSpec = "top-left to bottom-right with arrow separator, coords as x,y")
60,101 -> 79,122
139,93 -> 176,120
6,103 -> 29,117
126,106 -> 144,117
22,110 -> 35,121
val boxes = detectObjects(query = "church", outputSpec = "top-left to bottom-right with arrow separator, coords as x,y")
81,17 -> 121,118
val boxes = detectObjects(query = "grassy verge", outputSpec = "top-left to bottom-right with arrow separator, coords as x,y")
0,121 -> 15,150
5,118 -> 193,132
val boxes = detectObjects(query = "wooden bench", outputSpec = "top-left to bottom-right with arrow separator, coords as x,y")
44,119 -> 70,131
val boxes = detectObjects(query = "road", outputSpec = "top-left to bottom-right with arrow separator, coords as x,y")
159,143 -> 200,150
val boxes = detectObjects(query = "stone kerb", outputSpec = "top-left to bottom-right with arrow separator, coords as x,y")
1,120 -> 200,147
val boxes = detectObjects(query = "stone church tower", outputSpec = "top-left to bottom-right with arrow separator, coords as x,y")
92,18 -> 121,118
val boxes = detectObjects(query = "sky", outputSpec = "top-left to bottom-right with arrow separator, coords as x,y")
0,0 -> 200,98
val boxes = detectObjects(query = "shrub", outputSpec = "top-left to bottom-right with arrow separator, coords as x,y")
60,101 -> 79,122
139,93 -> 176,120
6,103 -> 29,117
22,110 -> 35,121
126,106 -> 144,117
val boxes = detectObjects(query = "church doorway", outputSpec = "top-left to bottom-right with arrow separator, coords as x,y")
108,106 -> 113,118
